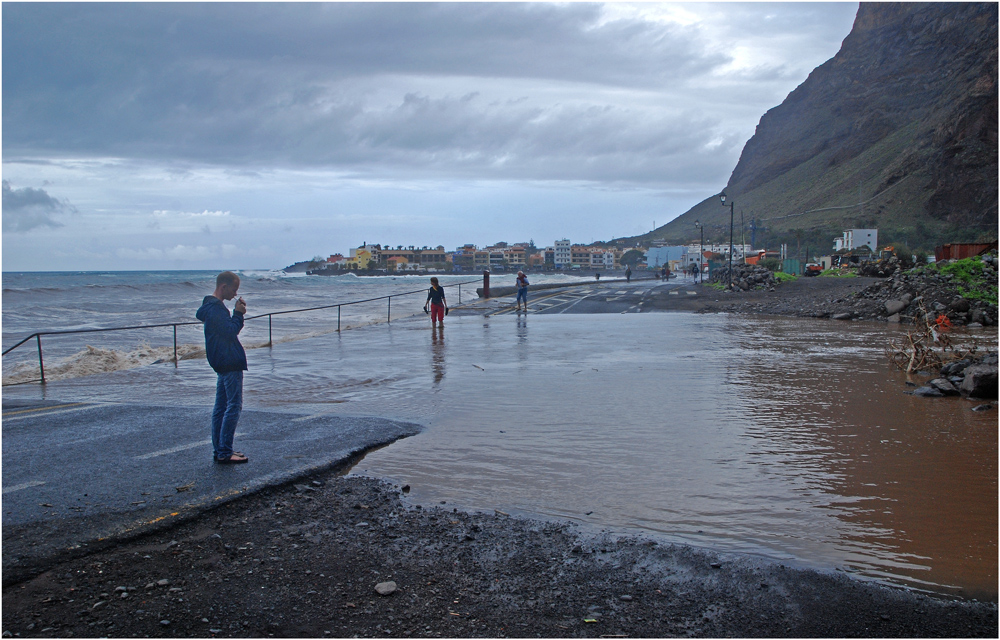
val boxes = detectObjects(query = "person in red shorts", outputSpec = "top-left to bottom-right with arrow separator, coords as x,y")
423,276 -> 448,326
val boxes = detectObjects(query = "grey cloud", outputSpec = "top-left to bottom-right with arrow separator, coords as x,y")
2,5 -> 723,157
2,180 -> 75,232
2,3 -> 857,184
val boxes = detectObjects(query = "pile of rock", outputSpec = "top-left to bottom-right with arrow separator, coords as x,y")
858,254 -> 906,278
709,264 -> 777,292
913,352 -> 998,400
850,253 -> 997,326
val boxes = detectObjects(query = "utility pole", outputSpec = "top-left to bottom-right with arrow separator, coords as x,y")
720,192 -> 734,288
741,210 -> 746,264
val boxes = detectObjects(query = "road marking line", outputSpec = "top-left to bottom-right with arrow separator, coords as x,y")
2,480 -> 46,494
686,291 -> 697,295
669,291 -> 679,295
3,403 -> 89,417
3,403 -> 108,421
134,433 -> 246,460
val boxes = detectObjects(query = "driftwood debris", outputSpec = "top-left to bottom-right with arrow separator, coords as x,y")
885,301 -> 978,373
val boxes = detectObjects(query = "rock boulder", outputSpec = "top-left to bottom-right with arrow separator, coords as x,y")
960,364 -> 999,399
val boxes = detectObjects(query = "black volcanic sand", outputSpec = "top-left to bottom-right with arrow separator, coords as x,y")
2,472 -> 996,638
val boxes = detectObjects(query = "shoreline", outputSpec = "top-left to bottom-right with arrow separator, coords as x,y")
3,471 -> 996,638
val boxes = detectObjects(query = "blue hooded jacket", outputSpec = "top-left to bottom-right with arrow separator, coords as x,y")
196,295 -> 248,374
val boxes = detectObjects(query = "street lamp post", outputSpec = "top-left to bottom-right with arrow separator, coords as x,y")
720,191 -> 734,289
694,220 -> 704,283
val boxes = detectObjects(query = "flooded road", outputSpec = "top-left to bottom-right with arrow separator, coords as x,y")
5,311 -> 995,599
343,314 -> 997,600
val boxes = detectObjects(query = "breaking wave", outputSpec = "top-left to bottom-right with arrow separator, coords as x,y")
2,342 -> 206,385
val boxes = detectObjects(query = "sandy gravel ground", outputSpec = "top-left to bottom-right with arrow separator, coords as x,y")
2,471 -> 996,638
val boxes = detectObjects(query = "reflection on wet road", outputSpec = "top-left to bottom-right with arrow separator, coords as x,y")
488,278 -> 698,315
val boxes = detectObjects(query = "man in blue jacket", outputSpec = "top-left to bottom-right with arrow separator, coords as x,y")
197,271 -> 249,464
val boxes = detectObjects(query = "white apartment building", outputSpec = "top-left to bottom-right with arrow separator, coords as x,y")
834,229 -> 878,252
684,243 -> 753,260
554,239 -> 572,267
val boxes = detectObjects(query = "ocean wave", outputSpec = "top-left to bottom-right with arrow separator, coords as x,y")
3,280 -> 203,298
1,342 -> 206,385
241,269 -> 304,280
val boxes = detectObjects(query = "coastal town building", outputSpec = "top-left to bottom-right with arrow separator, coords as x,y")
347,245 -> 375,270
554,239 -> 572,268
833,229 -> 878,252
683,242 -> 753,261
451,245 -> 477,271
315,238 -> 634,273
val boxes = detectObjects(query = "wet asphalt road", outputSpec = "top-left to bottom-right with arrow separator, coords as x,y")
1,399 -> 420,580
483,276 -> 705,316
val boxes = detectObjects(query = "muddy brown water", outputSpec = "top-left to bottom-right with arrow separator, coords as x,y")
341,313 -> 997,601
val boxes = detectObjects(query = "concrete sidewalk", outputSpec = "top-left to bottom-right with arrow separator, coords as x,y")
2,400 -> 420,583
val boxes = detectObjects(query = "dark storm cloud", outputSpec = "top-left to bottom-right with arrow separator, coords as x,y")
2,3 -> 857,183
2,180 -> 76,232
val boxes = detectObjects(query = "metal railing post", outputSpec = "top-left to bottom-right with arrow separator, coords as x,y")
36,334 -> 45,384
3,278 -> 483,385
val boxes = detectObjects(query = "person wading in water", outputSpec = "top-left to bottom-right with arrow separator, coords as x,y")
423,277 -> 448,327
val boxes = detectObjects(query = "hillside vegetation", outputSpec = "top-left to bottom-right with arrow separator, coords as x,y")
631,3 -> 997,255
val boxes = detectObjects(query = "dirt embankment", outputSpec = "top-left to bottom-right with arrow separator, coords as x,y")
3,473 -> 996,638
696,264 -> 997,328
692,274 -> 882,317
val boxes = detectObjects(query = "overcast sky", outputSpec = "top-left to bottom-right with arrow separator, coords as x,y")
2,2 -> 859,271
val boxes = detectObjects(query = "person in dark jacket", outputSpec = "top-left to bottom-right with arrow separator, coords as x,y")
196,271 -> 249,464
423,276 -> 448,326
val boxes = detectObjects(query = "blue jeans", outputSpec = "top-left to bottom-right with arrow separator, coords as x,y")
212,370 -> 243,459
517,288 -> 527,304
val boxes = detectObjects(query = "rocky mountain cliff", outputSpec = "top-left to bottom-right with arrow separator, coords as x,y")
648,2 -> 997,253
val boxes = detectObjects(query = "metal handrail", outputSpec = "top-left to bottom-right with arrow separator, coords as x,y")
2,277 -> 480,384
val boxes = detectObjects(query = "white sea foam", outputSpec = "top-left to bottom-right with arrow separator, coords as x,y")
2,342 -> 204,385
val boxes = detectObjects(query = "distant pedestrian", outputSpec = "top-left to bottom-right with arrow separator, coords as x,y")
424,276 -> 448,326
625,266 -> 632,282
197,271 -> 249,464
515,271 -> 529,311
690,263 -> 699,281
663,266 -> 669,280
